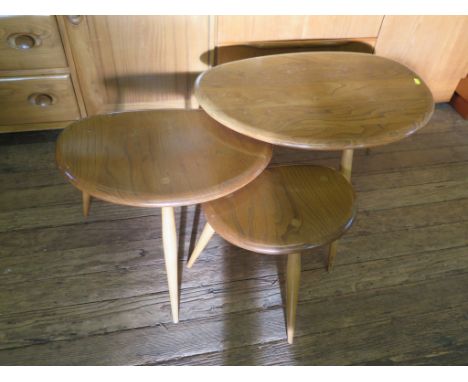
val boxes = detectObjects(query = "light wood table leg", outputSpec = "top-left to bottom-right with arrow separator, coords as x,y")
187,222 -> 215,268
286,253 -> 301,344
340,148 -> 354,182
82,191 -> 91,217
162,206 -> 179,323
328,149 -> 354,272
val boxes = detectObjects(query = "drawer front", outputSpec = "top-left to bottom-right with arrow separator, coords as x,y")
0,75 -> 80,125
217,16 -> 384,45
0,16 -> 67,70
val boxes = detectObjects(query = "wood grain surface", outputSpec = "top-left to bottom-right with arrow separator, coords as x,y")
375,16 -> 468,102
215,38 -> 376,65
56,109 -> 272,207
0,16 -> 67,71
203,165 -> 356,255
0,74 -> 80,126
195,52 -> 434,150
216,16 -> 384,45
62,16 -> 210,114
2,104 -> 468,365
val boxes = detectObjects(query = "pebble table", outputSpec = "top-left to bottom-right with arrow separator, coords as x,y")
56,109 -> 272,323
196,164 -> 357,343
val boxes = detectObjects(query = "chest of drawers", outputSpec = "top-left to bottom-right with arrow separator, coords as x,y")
0,16 -> 82,133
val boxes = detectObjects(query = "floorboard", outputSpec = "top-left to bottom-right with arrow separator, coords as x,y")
0,104 -> 467,365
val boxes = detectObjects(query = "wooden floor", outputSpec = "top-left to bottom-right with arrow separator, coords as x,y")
0,104 -> 468,365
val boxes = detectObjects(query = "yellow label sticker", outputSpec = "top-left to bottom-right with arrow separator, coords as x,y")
414,78 -> 421,85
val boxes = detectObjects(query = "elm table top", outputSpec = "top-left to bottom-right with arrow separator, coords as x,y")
203,165 -> 356,255
195,52 -> 435,150
56,109 -> 272,207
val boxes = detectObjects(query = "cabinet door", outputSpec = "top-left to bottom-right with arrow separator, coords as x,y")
375,16 -> 468,102
217,16 -> 384,45
62,16 -> 210,115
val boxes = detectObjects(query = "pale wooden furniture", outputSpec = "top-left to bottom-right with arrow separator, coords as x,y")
61,16 -> 212,115
188,165 -> 356,343
214,38 -> 375,66
375,16 -> 468,102
0,16 -> 67,70
2,15 -> 466,133
216,16 -> 384,44
194,51 -> 434,270
0,75 -> 80,125
56,109 -> 272,323
0,16 -> 82,133
57,15 -> 467,105
216,16 -> 468,102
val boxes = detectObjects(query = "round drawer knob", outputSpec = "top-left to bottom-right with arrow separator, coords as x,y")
8,33 -> 39,50
14,34 -> 35,49
67,15 -> 82,25
28,93 -> 54,107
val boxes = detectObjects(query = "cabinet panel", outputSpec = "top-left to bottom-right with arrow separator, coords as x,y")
215,38 -> 376,66
0,74 -> 80,125
0,16 -> 67,71
217,16 -> 384,45
375,16 -> 468,102
63,16 -> 210,115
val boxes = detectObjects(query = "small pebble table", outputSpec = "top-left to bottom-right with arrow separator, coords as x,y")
197,164 -> 357,343
56,109 -> 272,323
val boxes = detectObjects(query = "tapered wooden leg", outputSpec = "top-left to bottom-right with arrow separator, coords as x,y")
328,149 -> 354,272
162,206 -> 179,323
286,253 -> 301,344
340,148 -> 354,182
187,222 -> 215,268
82,192 -> 91,217
327,241 -> 338,272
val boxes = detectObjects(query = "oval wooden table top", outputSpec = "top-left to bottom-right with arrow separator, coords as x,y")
56,110 -> 272,207
203,165 -> 357,255
195,52 -> 435,150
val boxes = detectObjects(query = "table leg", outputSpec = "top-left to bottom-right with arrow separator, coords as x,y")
286,253 -> 301,344
82,191 -> 91,217
328,149 -> 354,272
187,222 -> 215,268
340,148 -> 354,182
162,206 -> 179,323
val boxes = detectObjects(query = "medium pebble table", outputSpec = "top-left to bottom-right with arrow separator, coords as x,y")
56,109 -> 272,323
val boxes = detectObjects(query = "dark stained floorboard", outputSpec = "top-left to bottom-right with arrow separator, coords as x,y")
0,104 -> 467,365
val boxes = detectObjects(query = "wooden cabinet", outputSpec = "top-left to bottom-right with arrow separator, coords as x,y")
216,16 -> 384,45
0,16 -> 81,133
1,15 -> 467,133
217,15 -> 468,103
62,16 -> 211,115
375,16 -> 468,102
